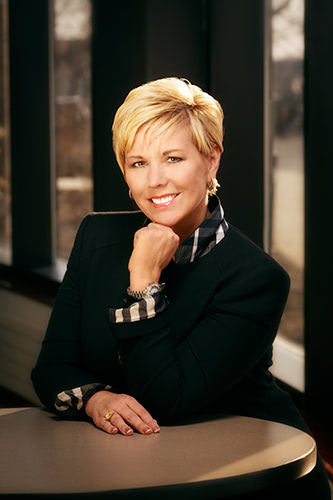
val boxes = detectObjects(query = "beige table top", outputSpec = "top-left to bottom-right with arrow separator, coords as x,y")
0,407 -> 316,498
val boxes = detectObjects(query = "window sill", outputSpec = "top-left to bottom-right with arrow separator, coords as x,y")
0,261 -> 65,306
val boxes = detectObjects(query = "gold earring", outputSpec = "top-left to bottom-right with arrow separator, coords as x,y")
207,177 -> 220,196
129,189 -> 133,200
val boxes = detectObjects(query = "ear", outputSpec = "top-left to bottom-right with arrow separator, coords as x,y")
207,146 -> 221,179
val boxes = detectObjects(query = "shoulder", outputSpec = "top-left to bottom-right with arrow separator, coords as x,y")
219,224 -> 288,270
85,210 -> 145,240
212,224 -> 290,297
69,210 -> 146,263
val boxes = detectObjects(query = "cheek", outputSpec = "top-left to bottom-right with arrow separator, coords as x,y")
189,163 -> 210,187
175,161 -> 206,183
126,175 -> 148,205
125,172 -> 140,192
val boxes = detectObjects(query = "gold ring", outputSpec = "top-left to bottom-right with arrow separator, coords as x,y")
105,410 -> 116,422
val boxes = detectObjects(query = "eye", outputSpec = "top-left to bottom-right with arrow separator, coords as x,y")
132,160 -> 146,168
167,156 -> 182,163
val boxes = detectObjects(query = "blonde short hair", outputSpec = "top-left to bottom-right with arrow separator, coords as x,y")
112,77 -> 224,173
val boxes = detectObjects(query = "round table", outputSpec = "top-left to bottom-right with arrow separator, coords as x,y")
0,407 -> 316,498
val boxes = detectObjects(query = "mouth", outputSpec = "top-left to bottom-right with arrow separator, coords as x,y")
149,193 -> 179,208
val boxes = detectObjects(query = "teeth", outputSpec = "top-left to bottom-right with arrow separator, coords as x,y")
151,194 -> 177,204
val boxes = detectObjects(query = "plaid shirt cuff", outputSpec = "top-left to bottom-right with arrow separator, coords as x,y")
108,289 -> 168,324
55,382 -> 112,416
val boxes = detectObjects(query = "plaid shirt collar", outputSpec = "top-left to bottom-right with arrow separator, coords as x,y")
173,195 -> 229,264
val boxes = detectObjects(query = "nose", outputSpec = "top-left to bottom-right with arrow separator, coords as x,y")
147,164 -> 168,188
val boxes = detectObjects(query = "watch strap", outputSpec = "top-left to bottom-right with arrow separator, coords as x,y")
127,282 -> 165,299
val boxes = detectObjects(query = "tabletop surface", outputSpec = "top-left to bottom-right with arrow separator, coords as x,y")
0,407 -> 316,498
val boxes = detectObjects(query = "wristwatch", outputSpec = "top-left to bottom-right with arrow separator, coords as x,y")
127,282 -> 165,300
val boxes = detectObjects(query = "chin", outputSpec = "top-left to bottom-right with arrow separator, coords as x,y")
152,219 -> 178,229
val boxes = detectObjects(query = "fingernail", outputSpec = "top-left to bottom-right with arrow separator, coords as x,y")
153,420 -> 160,432
126,428 -> 133,435
144,427 -> 152,434
111,427 -> 118,434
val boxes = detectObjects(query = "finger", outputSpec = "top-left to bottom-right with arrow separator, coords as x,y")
123,409 -> 156,435
109,412 -> 134,436
102,395 -> 160,434
132,408 -> 160,433
98,417 -> 119,435
106,424 -> 119,435
126,397 -> 160,431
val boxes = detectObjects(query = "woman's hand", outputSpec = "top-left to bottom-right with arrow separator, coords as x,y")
84,390 -> 160,436
128,223 -> 180,290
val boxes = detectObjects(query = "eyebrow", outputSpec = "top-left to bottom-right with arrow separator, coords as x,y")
162,149 -> 185,155
127,149 -> 185,159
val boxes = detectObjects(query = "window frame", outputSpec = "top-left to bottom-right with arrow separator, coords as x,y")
9,0 -> 55,271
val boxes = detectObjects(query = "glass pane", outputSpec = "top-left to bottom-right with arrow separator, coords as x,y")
268,0 -> 305,344
53,0 -> 93,262
0,0 -> 11,264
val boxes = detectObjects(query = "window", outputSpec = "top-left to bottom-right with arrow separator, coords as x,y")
265,0 -> 305,345
53,0 -> 93,262
0,0 -> 11,264
0,0 -> 93,299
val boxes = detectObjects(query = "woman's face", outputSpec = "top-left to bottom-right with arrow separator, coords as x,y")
124,125 -> 220,242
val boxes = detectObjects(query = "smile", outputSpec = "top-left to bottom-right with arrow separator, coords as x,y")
150,194 -> 178,207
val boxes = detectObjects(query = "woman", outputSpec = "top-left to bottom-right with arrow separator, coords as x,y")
32,77 -> 330,497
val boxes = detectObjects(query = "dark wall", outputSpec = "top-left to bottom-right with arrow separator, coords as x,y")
92,0 -> 146,212
210,0 -> 264,245
304,0 -> 333,424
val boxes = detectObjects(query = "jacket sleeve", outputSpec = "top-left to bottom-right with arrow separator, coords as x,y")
31,215 -> 103,411
109,254 -> 290,424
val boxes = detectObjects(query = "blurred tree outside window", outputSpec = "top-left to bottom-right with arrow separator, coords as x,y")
268,0 -> 305,344
53,0 -> 93,262
0,0 -> 11,264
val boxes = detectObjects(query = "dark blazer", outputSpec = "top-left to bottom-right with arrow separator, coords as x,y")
31,210 -> 331,499
31,210 -> 300,427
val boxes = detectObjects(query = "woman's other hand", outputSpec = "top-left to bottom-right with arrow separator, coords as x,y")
84,390 -> 160,436
128,223 -> 179,290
